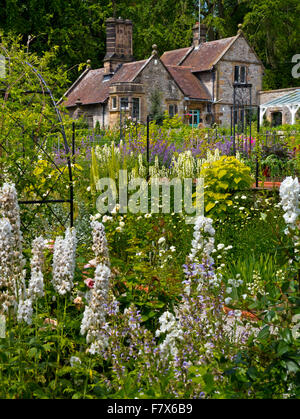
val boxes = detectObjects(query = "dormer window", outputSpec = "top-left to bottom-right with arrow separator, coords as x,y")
234,65 -> 247,84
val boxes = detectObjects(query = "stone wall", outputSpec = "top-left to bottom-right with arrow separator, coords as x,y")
68,103 -> 109,129
137,58 -> 185,122
214,35 -> 263,126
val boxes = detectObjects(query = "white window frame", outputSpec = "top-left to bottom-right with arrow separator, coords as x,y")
111,96 -> 118,110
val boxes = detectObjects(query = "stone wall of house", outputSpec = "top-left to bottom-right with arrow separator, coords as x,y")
197,71 -> 215,101
68,103 -> 109,129
215,35 -> 263,126
137,58 -> 185,122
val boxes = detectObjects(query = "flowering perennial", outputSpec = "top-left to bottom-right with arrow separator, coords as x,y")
91,220 -> 110,266
0,218 -> 16,314
28,236 -> 46,300
0,183 -> 26,301
52,227 -> 77,295
80,263 -> 111,354
279,176 -> 300,231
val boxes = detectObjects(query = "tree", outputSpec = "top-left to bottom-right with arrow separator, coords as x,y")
0,0 -> 298,89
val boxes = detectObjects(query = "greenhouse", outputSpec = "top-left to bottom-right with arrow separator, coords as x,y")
260,88 -> 300,125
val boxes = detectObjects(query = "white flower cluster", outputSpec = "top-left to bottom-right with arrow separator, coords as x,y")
189,216 -> 215,264
28,236 -> 46,300
279,177 -> 300,231
17,298 -> 33,325
187,215 -> 224,292
52,227 -> 77,295
95,141 -> 121,166
224,274 -> 244,305
171,150 -> 195,178
0,183 -> 26,301
17,236 -> 47,325
91,220 -> 110,266
156,311 -> 183,358
0,218 -> 16,314
80,263 -> 111,354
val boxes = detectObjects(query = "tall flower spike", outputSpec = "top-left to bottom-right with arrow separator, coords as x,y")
0,183 -> 26,302
0,218 -> 17,314
279,176 -> 300,232
184,215 -> 222,294
91,220 -> 110,266
52,227 -> 77,296
28,236 -> 46,300
80,263 -> 111,354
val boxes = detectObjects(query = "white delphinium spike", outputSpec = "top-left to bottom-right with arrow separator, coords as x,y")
187,216 -> 222,291
0,183 -> 26,301
17,298 -> 33,325
279,177 -> 300,232
28,236 -> 46,300
80,263 -> 111,354
91,220 -> 110,266
189,216 -> 215,264
138,153 -> 147,178
0,218 -> 17,314
52,227 -> 77,296
156,311 -> 183,359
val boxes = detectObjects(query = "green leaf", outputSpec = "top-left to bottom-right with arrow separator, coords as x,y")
285,360 -> 299,374
218,170 -> 227,179
233,177 -> 242,184
277,341 -> 290,357
281,328 -> 292,344
218,181 -> 229,190
205,201 -> 216,212
247,366 -> 258,381
257,325 -> 270,341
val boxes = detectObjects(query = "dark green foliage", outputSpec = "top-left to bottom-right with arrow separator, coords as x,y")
0,1 -> 298,89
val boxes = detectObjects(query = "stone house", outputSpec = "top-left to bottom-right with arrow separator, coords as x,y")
60,17 -> 264,129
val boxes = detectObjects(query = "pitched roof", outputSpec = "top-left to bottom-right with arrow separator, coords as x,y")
166,65 -> 211,100
62,59 -> 147,107
182,36 -> 237,71
161,36 -> 237,72
160,47 -> 192,66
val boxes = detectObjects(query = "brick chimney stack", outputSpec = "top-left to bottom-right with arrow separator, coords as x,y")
192,22 -> 207,47
104,17 -> 134,74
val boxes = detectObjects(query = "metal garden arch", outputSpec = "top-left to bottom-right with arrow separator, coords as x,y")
0,50 -> 74,239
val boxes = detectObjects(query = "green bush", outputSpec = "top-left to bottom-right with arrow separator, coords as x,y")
200,156 -> 254,217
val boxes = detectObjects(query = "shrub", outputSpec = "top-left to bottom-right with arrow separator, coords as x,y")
200,156 -> 254,217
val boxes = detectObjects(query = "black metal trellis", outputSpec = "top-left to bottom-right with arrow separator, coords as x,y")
0,54 -> 74,238
231,83 -> 258,154
230,82 -> 262,187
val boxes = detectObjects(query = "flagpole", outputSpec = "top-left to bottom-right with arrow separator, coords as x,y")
198,0 -> 201,43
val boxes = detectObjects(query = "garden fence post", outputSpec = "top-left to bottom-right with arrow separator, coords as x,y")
146,115 -> 150,180
256,106 -> 260,187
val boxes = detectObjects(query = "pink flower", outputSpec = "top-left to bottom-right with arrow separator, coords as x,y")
83,258 -> 97,269
45,239 -> 54,250
84,278 -> 95,288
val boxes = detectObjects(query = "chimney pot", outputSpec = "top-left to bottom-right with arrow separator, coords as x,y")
192,22 -> 207,47
104,17 -> 134,73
